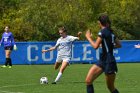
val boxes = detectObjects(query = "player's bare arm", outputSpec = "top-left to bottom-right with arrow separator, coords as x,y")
85,29 -> 102,49
42,46 -> 56,53
77,31 -> 82,40
114,38 -> 121,48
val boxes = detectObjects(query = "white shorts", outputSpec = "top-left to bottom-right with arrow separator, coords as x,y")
56,56 -> 71,63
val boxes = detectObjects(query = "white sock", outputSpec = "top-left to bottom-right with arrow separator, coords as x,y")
54,72 -> 62,82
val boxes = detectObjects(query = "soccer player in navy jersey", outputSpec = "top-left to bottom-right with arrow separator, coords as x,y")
0,26 -> 17,68
85,15 -> 121,93
42,26 -> 82,84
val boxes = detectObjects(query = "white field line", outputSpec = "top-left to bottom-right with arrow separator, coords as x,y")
0,83 -> 37,93
0,90 -> 24,93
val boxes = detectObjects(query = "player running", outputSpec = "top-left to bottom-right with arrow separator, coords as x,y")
85,14 -> 121,93
42,26 -> 82,84
0,26 -> 17,68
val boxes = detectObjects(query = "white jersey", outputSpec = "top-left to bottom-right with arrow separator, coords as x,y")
55,35 -> 78,57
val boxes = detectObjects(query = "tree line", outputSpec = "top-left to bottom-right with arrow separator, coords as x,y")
0,0 -> 140,41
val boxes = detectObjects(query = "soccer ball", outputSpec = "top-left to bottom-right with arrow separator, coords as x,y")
40,77 -> 48,84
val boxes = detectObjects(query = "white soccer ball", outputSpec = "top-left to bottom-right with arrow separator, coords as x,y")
40,77 -> 48,84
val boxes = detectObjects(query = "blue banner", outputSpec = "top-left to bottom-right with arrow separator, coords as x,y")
0,41 -> 140,65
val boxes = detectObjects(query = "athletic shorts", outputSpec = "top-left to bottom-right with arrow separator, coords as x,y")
56,56 -> 71,63
96,53 -> 118,74
4,46 -> 13,50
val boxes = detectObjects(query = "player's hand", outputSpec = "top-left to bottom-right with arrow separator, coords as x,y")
13,45 -> 17,50
135,44 -> 140,48
77,31 -> 82,36
85,29 -> 92,39
42,50 -> 47,53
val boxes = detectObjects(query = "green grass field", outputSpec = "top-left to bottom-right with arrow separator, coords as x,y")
0,63 -> 140,93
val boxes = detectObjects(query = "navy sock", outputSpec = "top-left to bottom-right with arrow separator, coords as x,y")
87,84 -> 94,93
112,89 -> 119,93
5,58 -> 12,66
9,58 -> 12,66
5,58 -> 9,66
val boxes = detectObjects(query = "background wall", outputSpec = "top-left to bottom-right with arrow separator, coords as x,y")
0,41 -> 140,65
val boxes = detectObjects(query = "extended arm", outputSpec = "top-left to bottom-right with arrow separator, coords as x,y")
85,29 -> 102,49
114,38 -> 121,48
42,46 -> 57,53
0,37 -> 4,46
11,34 -> 16,45
11,34 -> 17,50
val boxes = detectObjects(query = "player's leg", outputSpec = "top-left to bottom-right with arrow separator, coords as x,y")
54,62 -> 61,70
52,56 -> 62,84
1,49 -> 12,68
6,50 -> 12,68
54,56 -> 62,70
85,65 -> 103,93
105,54 -> 119,93
105,74 -> 119,93
53,61 -> 68,84
59,61 -> 68,73
52,58 -> 69,84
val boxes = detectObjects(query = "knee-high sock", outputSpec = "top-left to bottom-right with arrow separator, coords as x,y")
87,84 -> 94,93
9,58 -> 12,66
112,89 -> 119,93
54,72 -> 62,82
5,58 -> 10,66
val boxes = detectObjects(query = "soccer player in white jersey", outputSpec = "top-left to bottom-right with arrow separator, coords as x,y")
42,26 -> 82,84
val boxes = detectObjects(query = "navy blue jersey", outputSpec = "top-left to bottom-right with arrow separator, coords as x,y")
97,28 -> 118,74
98,28 -> 116,56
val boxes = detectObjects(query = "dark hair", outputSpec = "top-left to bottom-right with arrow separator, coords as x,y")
58,26 -> 67,32
98,14 -> 112,31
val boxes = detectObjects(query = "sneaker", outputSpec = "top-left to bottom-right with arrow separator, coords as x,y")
1,65 -> 7,68
51,82 -> 56,84
8,66 -> 12,68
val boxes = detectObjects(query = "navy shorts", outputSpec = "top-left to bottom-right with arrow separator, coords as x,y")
4,46 -> 13,50
96,53 -> 118,74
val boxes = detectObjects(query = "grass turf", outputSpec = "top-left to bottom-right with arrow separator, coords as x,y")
0,63 -> 140,93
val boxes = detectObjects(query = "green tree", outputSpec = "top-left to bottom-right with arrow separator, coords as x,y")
0,0 -> 140,41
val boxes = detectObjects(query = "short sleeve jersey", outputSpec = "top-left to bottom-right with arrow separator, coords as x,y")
98,28 -> 116,56
55,35 -> 78,57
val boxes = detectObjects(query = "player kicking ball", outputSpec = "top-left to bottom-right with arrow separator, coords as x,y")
42,26 -> 82,84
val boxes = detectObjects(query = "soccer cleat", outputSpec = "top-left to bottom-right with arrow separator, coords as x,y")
8,66 -> 12,68
51,82 -> 56,84
1,65 -> 7,68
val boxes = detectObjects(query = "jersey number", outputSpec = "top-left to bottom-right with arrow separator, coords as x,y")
4,38 -> 7,42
